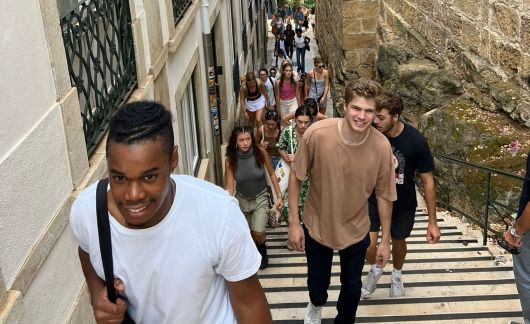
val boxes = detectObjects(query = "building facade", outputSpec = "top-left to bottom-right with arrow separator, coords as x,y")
0,0 -> 266,322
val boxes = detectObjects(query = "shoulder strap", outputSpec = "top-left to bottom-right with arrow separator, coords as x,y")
290,126 -> 295,153
96,178 -> 118,304
313,69 -> 318,92
269,76 -> 274,86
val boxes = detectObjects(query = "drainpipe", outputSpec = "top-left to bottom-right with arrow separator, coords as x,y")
200,0 -> 223,185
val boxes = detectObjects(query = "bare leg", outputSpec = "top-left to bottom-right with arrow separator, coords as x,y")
365,231 -> 379,264
247,110 -> 257,131
252,231 -> 267,244
255,107 -> 265,128
391,239 -> 407,270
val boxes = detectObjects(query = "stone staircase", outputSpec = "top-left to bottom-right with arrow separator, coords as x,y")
258,210 -> 524,323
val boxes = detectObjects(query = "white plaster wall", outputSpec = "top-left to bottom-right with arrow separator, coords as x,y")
217,2 -> 236,114
0,0 -> 58,159
130,0 -> 153,82
159,0 -> 170,45
21,228 -> 85,323
0,105 -> 72,288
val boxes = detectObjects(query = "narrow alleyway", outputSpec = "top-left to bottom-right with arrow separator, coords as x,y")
265,19 -> 334,117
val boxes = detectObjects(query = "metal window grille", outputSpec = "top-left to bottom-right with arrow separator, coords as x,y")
172,0 -> 192,25
60,0 -> 137,155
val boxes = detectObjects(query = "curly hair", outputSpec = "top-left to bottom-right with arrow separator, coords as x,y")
225,126 -> 264,171
106,101 -> 174,158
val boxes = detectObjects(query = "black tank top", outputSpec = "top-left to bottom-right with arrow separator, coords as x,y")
246,81 -> 262,101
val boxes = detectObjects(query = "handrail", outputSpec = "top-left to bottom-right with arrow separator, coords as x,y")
431,152 -> 525,245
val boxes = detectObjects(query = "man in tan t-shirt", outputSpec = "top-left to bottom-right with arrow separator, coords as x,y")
287,78 -> 397,324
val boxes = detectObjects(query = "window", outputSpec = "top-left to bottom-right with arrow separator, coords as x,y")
178,77 -> 201,176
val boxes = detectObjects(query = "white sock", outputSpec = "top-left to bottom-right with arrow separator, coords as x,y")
392,268 -> 402,278
371,264 -> 383,275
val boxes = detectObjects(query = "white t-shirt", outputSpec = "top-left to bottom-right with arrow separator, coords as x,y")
70,175 -> 261,324
294,35 -> 305,48
264,77 -> 276,106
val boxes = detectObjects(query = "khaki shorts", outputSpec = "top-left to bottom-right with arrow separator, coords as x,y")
236,189 -> 269,233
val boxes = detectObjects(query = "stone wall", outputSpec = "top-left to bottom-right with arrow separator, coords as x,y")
315,0 -> 379,110
378,0 -> 530,127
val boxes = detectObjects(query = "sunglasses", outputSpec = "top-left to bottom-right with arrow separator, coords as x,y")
317,65 -> 325,68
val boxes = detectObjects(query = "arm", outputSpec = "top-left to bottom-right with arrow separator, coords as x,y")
304,71 -> 311,98
322,70 -> 330,101
240,88 -> 249,120
420,171 -> 441,243
275,81 -> 281,111
78,248 -> 127,323
261,148 -> 283,209
260,83 -> 269,102
287,170 -> 305,251
375,197 -> 392,267
282,112 -> 295,127
225,158 -> 235,196
504,202 -> 530,247
316,112 -> 328,120
227,275 -> 272,324
295,78 -> 301,106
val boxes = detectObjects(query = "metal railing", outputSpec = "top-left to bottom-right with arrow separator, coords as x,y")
172,0 -> 192,25
432,153 -> 525,245
60,0 -> 137,155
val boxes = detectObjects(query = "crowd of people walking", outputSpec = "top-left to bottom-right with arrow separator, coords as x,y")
68,2 -> 529,324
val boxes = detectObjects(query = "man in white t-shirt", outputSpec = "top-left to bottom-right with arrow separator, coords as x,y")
70,101 -> 272,323
259,68 -> 276,112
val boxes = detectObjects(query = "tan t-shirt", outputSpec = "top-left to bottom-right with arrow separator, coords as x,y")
292,118 -> 397,250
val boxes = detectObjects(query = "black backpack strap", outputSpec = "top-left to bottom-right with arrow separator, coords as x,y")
96,178 -> 118,303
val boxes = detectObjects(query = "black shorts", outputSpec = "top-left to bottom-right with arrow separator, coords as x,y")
369,204 -> 416,240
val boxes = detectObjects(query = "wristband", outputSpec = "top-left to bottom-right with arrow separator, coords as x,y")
510,226 -> 522,238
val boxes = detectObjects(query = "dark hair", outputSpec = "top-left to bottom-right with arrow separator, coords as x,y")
269,67 -> 277,75
259,67 -> 268,75
225,126 -> 264,171
344,78 -> 382,105
296,28 -> 302,34
375,92 -> 404,115
294,105 -> 313,120
304,98 -> 318,116
106,101 -> 174,158
264,110 -> 281,139
279,61 -> 296,89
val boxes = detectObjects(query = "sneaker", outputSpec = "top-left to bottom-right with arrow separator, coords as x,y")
390,276 -> 405,297
304,302 -> 322,324
361,269 -> 383,297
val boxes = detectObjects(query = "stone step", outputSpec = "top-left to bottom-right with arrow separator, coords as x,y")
257,209 -> 523,322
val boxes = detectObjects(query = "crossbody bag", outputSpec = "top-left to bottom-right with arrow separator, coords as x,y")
96,178 -> 136,324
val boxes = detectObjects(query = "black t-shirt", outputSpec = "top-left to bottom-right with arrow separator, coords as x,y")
369,123 -> 434,215
284,29 -> 295,42
517,153 -> 530,219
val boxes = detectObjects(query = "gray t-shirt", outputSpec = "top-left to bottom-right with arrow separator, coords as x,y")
235,148 -> 267,197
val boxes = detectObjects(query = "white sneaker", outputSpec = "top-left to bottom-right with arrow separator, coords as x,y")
304,302 -> 322,324
361,269 -> 383,297
390,275 -> 405,297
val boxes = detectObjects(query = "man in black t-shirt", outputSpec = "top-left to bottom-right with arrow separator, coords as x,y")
361,92 -> 441,298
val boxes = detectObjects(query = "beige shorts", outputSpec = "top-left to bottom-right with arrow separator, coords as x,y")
235,189 -> 269,233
